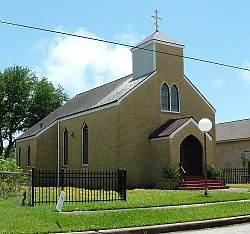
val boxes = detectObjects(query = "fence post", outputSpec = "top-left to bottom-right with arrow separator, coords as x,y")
117,169 -> 122,199
117,168 -> 126,201
30,168 -> 35,206
61,168 -> 64,191
123,169 -> 127,201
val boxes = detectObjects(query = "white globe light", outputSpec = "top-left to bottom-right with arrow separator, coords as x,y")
198,118 -> 212,132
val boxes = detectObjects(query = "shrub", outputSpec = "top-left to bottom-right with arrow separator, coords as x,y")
162,164 -> 180,179
0,152 -> 22,173
211,166 -> 223,178
0,153 -> 25,197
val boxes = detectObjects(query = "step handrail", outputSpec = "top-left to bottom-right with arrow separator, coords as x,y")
179,164 -> 187,183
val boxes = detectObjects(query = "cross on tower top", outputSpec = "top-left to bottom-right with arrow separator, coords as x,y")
151,9 -> 162,32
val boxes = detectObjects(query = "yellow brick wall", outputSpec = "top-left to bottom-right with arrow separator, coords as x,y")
15,137 -> 37,173
58,106 -> 119,171
149,138 -> 171,185
36,124 -> 58,170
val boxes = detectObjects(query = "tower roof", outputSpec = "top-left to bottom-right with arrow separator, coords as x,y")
135,31 -> 184,48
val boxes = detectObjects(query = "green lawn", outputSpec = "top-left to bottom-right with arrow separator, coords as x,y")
0,189 -> 250,233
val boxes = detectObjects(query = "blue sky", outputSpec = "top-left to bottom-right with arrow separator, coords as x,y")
0,0 -> 250,123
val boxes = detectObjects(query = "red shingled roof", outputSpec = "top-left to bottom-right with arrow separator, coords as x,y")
149,117 -> 191,139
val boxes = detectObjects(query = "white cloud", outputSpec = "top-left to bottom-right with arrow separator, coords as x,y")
114,24 -> 145,45
240,62 -> 250,84
211,79 -> 223,86
36,27 -> 142,97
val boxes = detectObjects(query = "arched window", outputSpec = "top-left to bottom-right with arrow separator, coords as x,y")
82,124 -> 88,165
18,147 -> 21,166
171,84 -> 179,112
63,129 -> 69,165
27,145 -> 31,167
161,83 -> 170,111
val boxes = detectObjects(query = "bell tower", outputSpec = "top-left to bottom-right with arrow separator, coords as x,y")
131,10 -> 184,80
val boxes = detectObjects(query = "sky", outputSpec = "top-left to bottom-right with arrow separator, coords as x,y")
0,0 -> 250,123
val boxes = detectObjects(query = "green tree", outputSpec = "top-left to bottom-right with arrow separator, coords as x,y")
0,65 -> 68,158
28,78 -> 68,127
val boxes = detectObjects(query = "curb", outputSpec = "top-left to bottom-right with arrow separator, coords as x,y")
97,215 -> 250,233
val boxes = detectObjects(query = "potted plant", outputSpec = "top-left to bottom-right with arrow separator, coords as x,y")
157,164 -> 180,189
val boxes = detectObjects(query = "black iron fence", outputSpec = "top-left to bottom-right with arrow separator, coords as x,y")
219,168 -> 250,184
30,168 -> 126,206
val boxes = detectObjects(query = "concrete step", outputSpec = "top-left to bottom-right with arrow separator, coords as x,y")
179,181 -> 224,185
177,177 -> 228,190
177,185 -> 229,190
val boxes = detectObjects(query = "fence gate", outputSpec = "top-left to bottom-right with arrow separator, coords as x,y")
30,168 -> 126,206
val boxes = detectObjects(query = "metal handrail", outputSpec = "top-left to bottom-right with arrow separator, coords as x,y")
179,164 -> 187,182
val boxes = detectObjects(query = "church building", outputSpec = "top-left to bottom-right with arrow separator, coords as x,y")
16,16 -> 216,188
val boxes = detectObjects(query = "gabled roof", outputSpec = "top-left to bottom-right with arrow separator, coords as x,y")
17,72 -> 153,140
149,117 -> 191,139
216,118 -> 250,142
135,31 -> 184,48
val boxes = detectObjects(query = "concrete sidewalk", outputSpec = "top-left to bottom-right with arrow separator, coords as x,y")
61,199 -> 250,215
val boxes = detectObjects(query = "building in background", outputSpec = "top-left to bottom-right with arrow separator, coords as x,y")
216,119 -> 250,169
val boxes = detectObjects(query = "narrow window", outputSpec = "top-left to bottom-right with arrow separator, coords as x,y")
161,83 -> 170,111
27,145 -> 31,167
63,129 -> 69,165
171,84 -> 179,112
18,147 -> 21,166
82,124 -> 88,165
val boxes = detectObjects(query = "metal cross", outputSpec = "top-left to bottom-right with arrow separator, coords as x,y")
151,9 -> 162,31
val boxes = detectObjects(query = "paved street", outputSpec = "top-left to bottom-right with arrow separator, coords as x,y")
169,223 -> 250,233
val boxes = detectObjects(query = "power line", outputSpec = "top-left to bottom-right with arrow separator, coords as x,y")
0,19 -> 250,72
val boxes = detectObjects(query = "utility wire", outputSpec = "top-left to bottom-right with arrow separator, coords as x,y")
0,19 -> 250,72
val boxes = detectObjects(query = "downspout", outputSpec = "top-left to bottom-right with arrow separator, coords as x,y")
14,140 -> 17,162
57,121 -> 60,186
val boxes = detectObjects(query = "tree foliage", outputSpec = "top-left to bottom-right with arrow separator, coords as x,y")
0,65 -> 68,158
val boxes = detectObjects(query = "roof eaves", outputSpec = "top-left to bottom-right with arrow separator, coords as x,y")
131,39 -> 184,52
58,100 -> 118,121
16,100 -> 118,142
216,137 -> 250,143
216,118 -> 250,125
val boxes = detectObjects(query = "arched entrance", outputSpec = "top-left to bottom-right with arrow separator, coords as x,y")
180,135 -> 203,176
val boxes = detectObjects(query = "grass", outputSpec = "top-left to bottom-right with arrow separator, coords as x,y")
0,189 -> 250,233
0,197 -> 250,233
62,189 -> 250,211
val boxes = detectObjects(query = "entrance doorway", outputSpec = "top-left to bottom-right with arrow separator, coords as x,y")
180,135 -> 203,176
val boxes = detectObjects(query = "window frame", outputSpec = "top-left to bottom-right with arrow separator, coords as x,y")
63,128 -> 69,166
160,82 -> 170,111
82,123 -> 89,166
170,83 -> 180,113
27,145 -> 31,167
18,147 -> 21,166
161,82 -> 180,113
